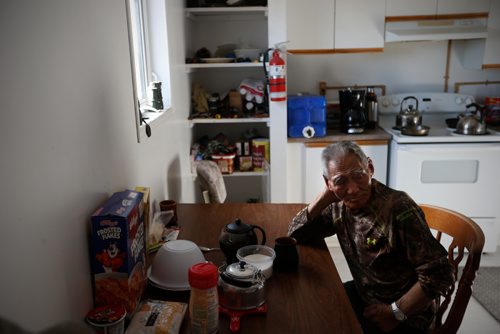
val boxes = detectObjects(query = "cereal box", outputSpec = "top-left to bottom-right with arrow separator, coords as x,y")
90,190 -> 146,316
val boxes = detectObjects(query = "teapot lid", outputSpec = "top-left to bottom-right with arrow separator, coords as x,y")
225,218 -> 252,233
226,261 -> 259,279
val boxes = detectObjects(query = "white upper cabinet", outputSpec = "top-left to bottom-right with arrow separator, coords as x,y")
335,0 -> 385,49
386,0 -> 491,17
286,0 -> 335,50
483,0 -> 500,67
437,0 -> 491,15
286,0 -> 384,51
386,0 -> 437,16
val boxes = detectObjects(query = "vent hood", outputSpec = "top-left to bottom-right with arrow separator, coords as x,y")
385,17 -> 488,42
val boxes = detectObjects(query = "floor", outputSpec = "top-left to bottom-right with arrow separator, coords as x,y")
327,240 -> 500,334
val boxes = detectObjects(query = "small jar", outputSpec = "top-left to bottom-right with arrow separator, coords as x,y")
208,94 -> 220,116
86,304 -> 126,334
189,262 -> 219,334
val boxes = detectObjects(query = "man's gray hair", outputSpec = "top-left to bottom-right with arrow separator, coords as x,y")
321,141 -> 369,177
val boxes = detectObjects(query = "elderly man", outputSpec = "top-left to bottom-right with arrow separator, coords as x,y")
288,141 -> 454,334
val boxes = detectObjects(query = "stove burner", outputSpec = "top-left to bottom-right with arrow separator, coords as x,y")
445,118 -> 459,129
392,126 -> 402,131
452,131 -> 491,136
219,304 -> 268,333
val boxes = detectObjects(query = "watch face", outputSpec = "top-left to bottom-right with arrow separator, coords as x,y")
395,311 -> 405,321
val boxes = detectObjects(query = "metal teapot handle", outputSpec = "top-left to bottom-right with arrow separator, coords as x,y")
466,103 -> 485,120
251,225 -> 267,245
400,96 -> 419,113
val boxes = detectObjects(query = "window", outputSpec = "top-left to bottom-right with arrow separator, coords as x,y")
126,0 -> 172,142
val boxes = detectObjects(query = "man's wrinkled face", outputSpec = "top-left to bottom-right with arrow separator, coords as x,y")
325,153 -> 374,210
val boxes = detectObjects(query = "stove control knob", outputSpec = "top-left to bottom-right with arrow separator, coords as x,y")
465,97 -> 473,105
455,96 -> 464,105
381,98 -> 390,107
391,98 -> 400,106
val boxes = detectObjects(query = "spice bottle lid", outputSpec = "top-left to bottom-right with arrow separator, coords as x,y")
189,262 -> 218,289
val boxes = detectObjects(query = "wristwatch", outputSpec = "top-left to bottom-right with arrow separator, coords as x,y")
391,302 -> 407,321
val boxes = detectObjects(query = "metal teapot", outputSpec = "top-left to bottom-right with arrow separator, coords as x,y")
396,96 -> 422,130
456,103 -> 488,135
219,218 -> 266,264
218,261 -> 266,311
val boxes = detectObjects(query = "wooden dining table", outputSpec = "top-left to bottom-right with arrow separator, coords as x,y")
145,203 -> 362,334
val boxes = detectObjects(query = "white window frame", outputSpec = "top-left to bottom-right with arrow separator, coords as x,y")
126,0 -> 172,142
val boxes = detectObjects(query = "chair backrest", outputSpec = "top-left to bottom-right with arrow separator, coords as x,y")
419,204 -> 485,334
195,160 -> 227,203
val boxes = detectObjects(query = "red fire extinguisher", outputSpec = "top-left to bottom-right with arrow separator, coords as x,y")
264,48 -> 286,102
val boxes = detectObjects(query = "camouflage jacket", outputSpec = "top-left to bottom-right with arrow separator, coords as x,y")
288,179 -> 455,330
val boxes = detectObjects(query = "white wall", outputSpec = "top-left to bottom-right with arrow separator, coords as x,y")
287,40 -> 500,99
0,0 -> 192,331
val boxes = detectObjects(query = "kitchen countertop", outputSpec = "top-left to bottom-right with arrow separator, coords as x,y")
287,126 -> 391,144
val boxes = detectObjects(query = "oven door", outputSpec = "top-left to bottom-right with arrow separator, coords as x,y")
389,142 -> 500,252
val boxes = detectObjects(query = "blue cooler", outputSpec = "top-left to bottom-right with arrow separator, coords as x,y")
287,95 -> 327,138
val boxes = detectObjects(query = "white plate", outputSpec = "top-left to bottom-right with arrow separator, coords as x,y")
201,58 -> 234,63
147,268 -> 190,291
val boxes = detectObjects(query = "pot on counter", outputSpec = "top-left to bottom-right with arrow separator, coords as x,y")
218,261 -> 266,310
401,124 -> 430,136
456,103 -> 488,135
395,96 -> 422,130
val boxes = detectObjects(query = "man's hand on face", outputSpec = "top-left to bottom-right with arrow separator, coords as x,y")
322,185 -> 341,204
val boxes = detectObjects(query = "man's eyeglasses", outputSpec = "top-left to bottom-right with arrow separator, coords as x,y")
327,168 -> 369,188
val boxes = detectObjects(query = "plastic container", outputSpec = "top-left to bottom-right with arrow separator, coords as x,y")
189,262 -> 219,334
287,95 -> 327,138
211,154 -> 235,174
236,245 -> 276,279
86,305 -> 126,334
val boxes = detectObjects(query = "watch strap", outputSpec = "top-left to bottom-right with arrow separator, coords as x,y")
391,302 -> 407,321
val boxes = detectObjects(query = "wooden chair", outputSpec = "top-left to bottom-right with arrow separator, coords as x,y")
195,160 -> 227,203
419,204 -> 485,334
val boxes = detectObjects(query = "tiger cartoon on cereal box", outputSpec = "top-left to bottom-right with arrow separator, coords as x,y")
90,190 -> 146,317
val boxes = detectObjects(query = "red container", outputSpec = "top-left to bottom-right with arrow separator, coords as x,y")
485,97 -> 500,126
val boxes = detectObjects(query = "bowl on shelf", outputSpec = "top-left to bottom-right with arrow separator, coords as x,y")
148,239 -> 205,291
236,245 -> 276,279
234,49 -> 261,61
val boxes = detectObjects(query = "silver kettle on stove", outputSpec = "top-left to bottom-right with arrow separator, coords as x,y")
456,103 -> 488,135
396,96 -> 422,130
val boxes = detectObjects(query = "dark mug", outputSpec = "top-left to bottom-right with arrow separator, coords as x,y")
273,236 -> 299,272
159,200 -> 177,226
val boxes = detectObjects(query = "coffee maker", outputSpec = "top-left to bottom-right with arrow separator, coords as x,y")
339,89 -> 366,133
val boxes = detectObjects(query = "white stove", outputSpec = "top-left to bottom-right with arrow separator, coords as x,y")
379,92 -> 500,143
379,92 -> 500,253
